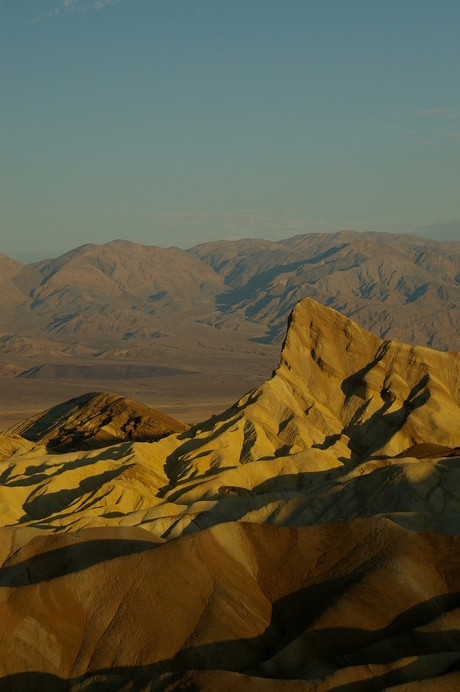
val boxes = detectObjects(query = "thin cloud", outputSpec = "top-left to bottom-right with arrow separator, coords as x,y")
420,109 -> 460,118
38,0 -> 118,18
415,220 -> 460,241
421,109 -> 450,116
435,129 -> 460,138
132,211 -> 422,247
97,209 -> 455,247
93,0 -> 117,8
66,0 -> 118,9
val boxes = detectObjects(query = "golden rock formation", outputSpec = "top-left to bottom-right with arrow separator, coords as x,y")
0,298 -> 459,690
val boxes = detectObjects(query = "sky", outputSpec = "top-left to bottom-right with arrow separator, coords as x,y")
1,0 -> 459,261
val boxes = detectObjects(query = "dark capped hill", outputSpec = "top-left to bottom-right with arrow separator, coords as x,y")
5,391 -> 188,451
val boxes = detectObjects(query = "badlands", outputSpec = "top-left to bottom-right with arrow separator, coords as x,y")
2,231 -> 460,429
1,298 -> 460,690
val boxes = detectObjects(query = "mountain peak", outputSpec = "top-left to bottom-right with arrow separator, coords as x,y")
261,297 -> 460,461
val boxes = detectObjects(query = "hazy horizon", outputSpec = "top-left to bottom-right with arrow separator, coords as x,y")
4,222 -> 460,266
1,0 -> 459,258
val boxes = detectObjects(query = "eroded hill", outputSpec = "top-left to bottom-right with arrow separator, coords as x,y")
0,298 -> 459,690
1,520 -> 459,690
5,391 -> 188,452
2,298 -> 460,536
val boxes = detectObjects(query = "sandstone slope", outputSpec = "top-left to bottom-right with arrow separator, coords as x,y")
1,299 -> 460,537
1,298 -> 460,690
0,520 -> 459,691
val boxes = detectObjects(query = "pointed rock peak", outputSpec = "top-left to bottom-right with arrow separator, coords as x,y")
257,298 -> 460,460
278,298 -> 382,380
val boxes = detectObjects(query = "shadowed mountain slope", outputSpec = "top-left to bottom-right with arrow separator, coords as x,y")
1,231 -> 460,369
5,392 -> 188,452
189,231 -> 460,349
0,520 -> 459,690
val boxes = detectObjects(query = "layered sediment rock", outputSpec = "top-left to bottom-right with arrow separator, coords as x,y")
1,298 -> 459,690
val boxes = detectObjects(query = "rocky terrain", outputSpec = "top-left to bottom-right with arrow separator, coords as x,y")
5,392 -> 188,452
3,232 -> 460,356
0,298 -> 459,690
1,231 -> 460,427
191,231 -> 460,349
1,520 -> 459,691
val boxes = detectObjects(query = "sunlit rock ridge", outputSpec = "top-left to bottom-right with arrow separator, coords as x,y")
1,297 -> 460,536
0,297 -> 460,690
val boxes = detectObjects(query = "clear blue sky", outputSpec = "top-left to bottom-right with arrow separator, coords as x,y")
1,0 -> 459,260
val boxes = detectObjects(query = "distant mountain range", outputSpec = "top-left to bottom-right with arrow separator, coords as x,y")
1,231 -> 460,387
190,231 -> 460,349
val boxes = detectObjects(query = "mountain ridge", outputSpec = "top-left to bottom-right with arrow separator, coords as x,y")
2,297 -> 460,536
2,231 -> 460,359
3,230 -> 460,434
1,296 -> 460,689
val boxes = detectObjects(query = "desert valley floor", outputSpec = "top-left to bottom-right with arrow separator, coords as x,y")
0,297 -> 459,690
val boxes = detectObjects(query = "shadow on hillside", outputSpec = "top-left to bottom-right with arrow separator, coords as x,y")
340,370 -> 431,459
156,453 -> 460,540
165,457 -> 440,518
21,464 -> 135,521
0,443 -> 130,488
1,662 -> 458,692
0,536 -> 157,587
251,322 -> 287,345
1,588 -> 459,691
215,261 -> 306,312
